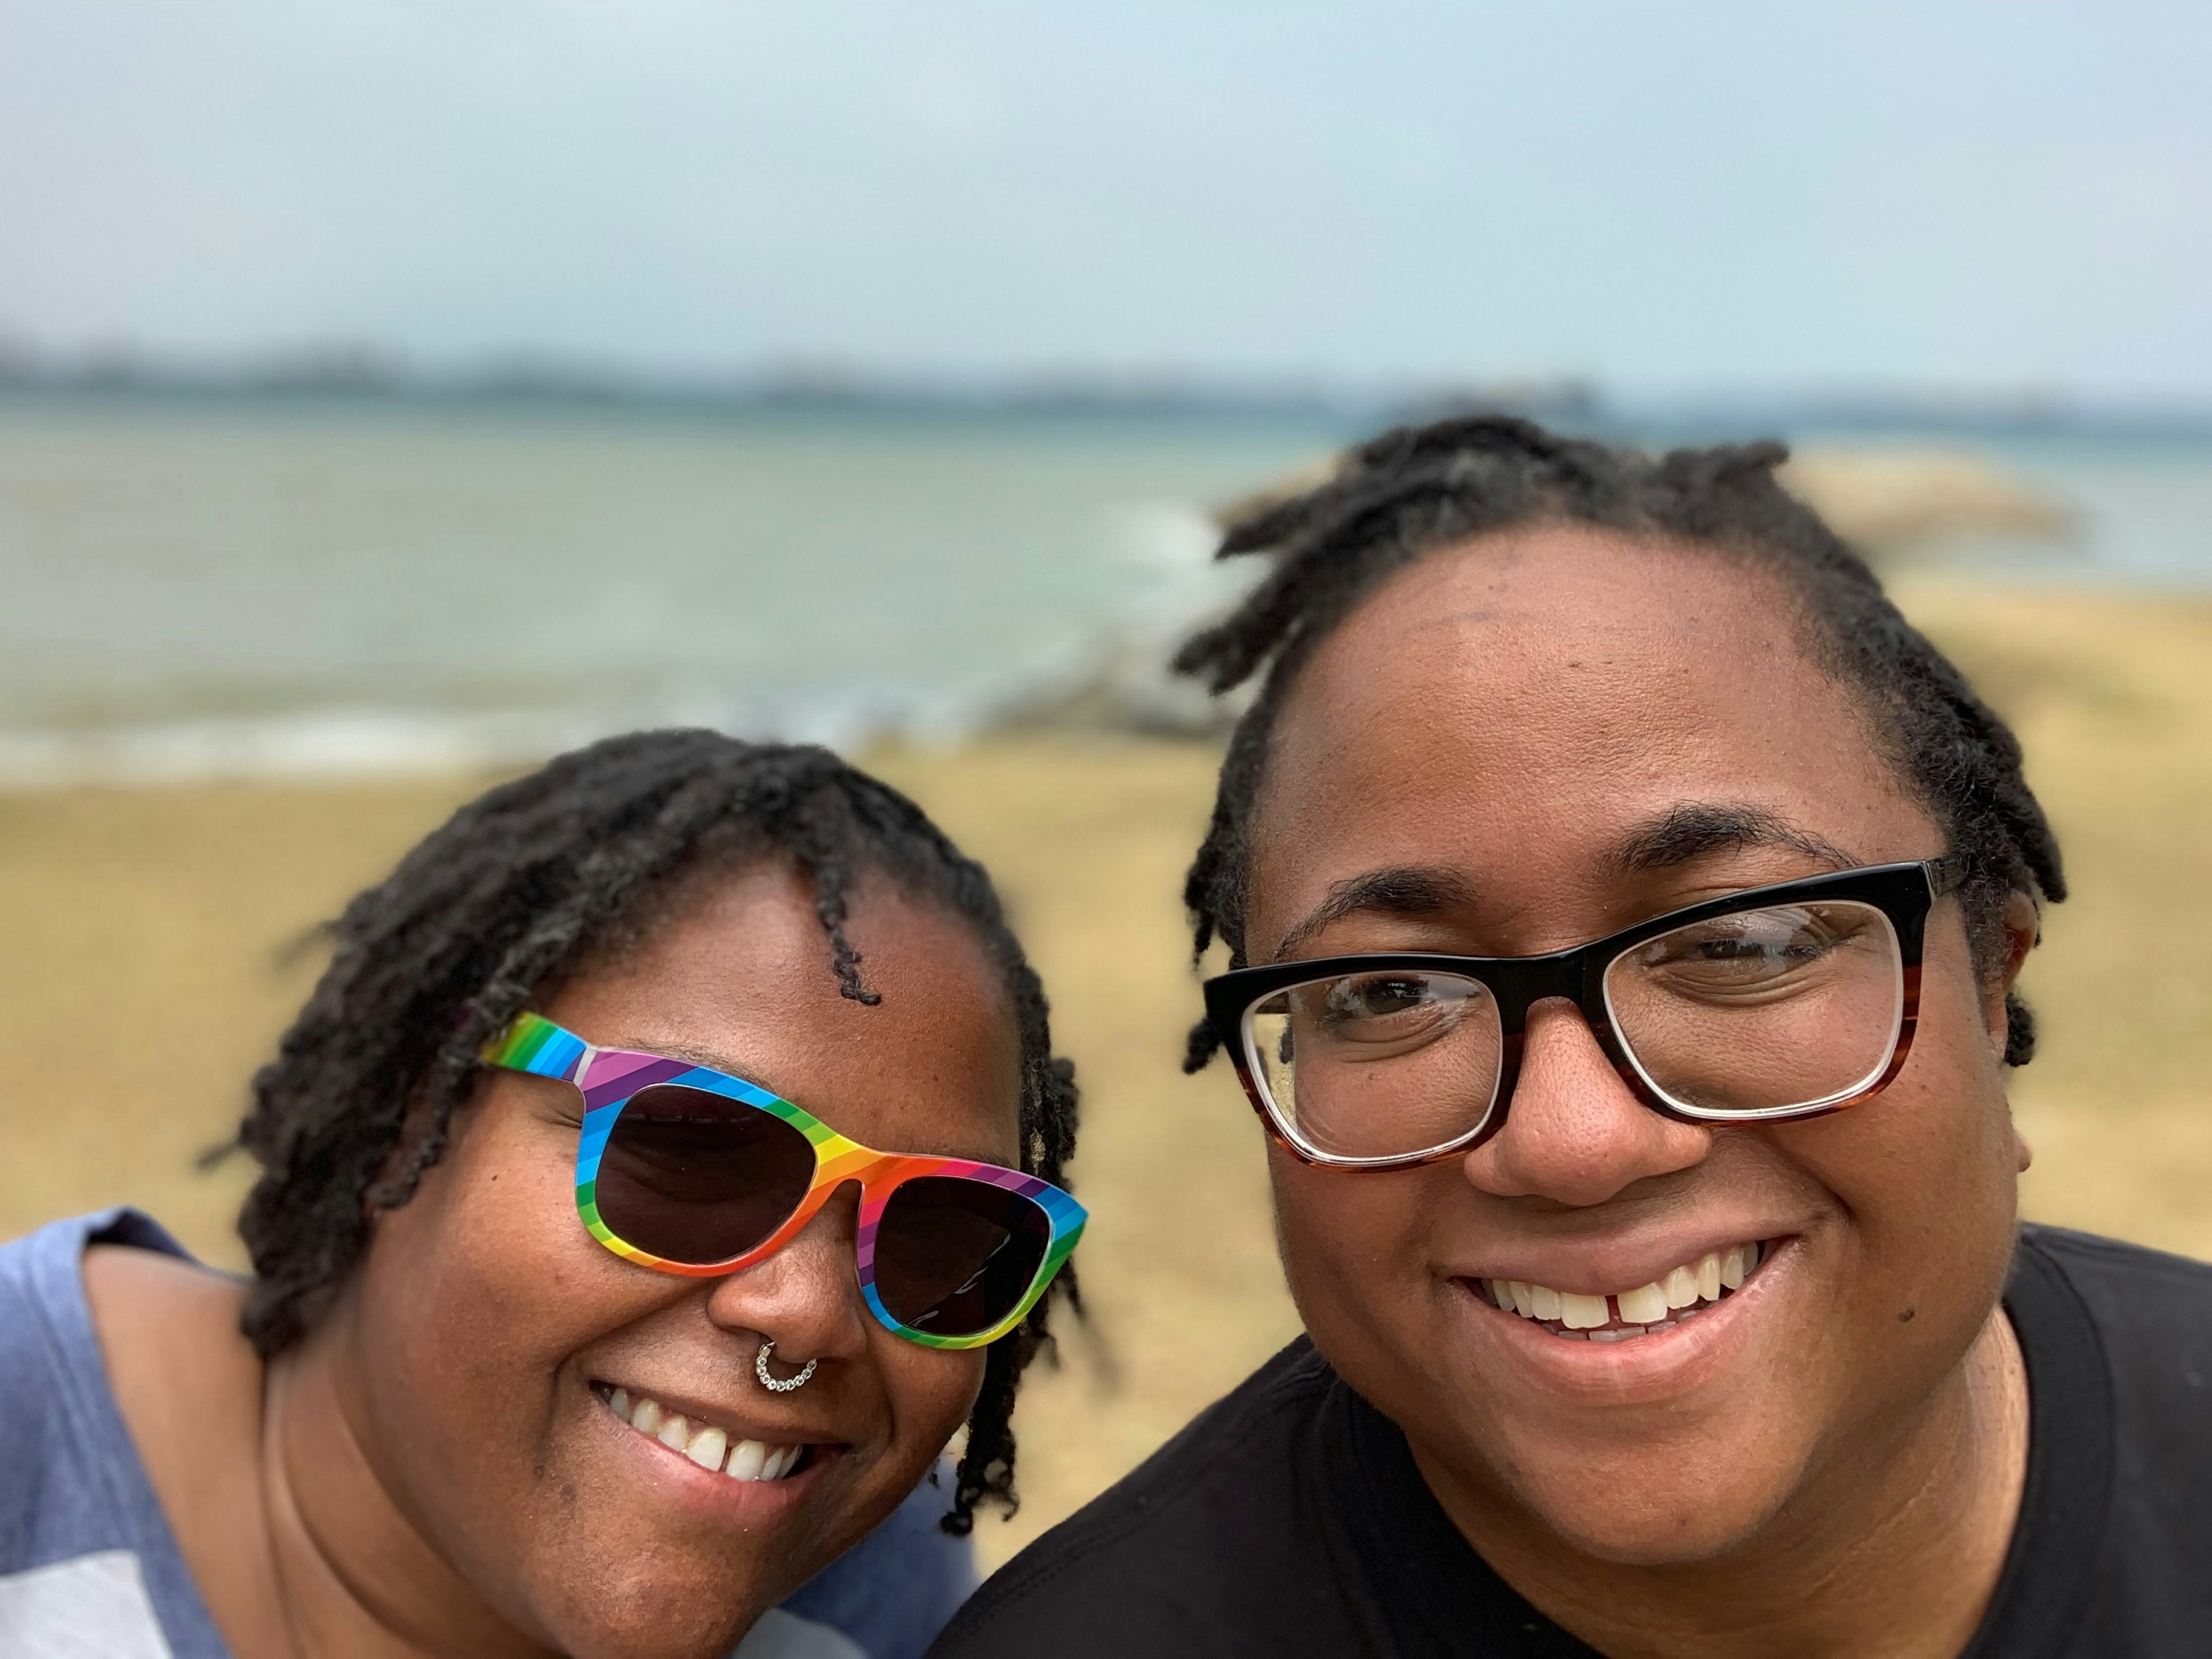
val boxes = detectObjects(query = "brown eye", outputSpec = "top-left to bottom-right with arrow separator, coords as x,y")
1603,901 -> 1905,1113
1240,971 -> 1505,1161
1320,974 -> 1438,1026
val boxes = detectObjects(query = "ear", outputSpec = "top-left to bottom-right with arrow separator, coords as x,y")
1983,891 -> 2041,1064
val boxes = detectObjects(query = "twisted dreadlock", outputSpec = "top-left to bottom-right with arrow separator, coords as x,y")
227,729 -> 1079,1534
1176,413 -> 2065,1071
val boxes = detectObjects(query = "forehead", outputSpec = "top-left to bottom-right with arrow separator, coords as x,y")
1249,525 -> 1929,945
546,861 -> 1022,1162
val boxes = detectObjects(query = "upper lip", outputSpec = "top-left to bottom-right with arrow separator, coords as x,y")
594,1375 -> 846,1449
1454,1226 -> 1796,1296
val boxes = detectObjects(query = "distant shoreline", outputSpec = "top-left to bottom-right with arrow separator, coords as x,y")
5,366 -> 2211,445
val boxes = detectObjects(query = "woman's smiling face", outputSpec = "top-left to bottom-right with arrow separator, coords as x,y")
1244,525 -> 2030,1565
321,862 -> 1018,1658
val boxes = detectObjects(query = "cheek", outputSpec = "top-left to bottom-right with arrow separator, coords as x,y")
1773,972 -> 2020,1340
1270,1154 -> 1447,1329
869,1337 -> 987,1464
354,1115 -> 664,1490
382,1142 -> 596,1354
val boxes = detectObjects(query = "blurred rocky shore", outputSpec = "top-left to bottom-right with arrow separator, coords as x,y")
999,440 -> 2076,738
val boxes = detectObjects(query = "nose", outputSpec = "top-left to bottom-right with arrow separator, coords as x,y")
702,1183 -> 873,1366
1464,997 -> 1711,1206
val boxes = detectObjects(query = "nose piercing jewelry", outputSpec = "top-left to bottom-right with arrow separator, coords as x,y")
756,1339 -> 817,1393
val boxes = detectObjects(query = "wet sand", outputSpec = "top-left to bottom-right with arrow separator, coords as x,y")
3,577 -> 2209,1568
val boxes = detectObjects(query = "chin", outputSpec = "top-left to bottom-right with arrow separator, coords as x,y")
502,1510 -> 810,1659
1499,1440 -> 1804,1568
533,1570 -> 771,1659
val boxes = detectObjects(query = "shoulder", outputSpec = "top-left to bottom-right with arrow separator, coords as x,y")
0,1210 -> 204,1467
2014,1224 -> 2212,1416
0,1212 -> 227,1560
82,1238 -> 257,1400
2016,1223 -> 2212,1382
84,1235 -> 262,1483
78,1229 -> 264,1580
0,1214 -> 255,1657
2018,1223 -> 2212,1304
928,1340 -> 1362,1659
2010,1226 -> 2212,1643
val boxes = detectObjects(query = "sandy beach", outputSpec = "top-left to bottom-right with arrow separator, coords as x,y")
4,577 -> 2209,1570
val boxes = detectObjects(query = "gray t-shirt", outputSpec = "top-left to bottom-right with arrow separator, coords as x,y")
0,1210 -> 976,1659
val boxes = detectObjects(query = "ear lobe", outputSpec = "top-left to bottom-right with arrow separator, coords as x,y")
1984,891 -> 2041,1063
2013,1124 -> 2033,1172
2000,891 -> 2040,986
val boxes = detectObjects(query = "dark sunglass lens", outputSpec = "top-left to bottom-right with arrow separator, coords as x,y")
594,1084 -> 817,1266
873,1177 -> 1052,1338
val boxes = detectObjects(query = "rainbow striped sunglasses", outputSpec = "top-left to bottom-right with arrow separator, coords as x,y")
483,1013 -> 1085,1350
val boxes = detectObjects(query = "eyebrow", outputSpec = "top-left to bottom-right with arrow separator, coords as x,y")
1605,802 -> 1860,876
1271,865 -> 1480,961
1267,803 -> 1859,962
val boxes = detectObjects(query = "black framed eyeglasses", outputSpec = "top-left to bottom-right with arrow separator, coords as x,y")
1202,857 -> 1966,1170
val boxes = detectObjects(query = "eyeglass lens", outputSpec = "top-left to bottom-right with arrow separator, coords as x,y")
596,1084 -> 819,1264
596,1085 -> 1053,1337
873,1177 -> 1052,1336
1241,900 -> 1905,1160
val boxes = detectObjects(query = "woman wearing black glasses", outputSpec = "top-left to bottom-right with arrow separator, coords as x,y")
933,417 -> 2211,1658
0,732 -> 1082,1659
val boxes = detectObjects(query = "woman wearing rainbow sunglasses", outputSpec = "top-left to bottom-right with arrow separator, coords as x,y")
0,732 -> 1084,1659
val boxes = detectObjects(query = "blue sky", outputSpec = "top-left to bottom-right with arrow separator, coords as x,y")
3,1 -> 2206,399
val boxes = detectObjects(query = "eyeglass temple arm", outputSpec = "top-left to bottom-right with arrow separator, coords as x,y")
480,1011 -> 591,1084
1925,853 -> 1969,899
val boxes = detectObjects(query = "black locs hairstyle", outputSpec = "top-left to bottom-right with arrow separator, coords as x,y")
1175,413 -> 2065,1070
228,729 -> 1080,1534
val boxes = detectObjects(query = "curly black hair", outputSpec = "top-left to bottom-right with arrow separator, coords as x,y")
225,729 -> 1079,1535
1175,412 -> 2065,1071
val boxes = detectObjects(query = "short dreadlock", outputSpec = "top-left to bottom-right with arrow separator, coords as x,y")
1176,413 -> 2064,1071
226,729 -> 1079,1534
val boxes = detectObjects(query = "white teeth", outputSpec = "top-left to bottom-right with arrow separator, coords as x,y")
603,1387 -> 802,1481
1483,1241 -> 1765,1338
1558,1291 -> 1610,1330
1616,1282 -> 1669,1324
685,1426 -> 727,1471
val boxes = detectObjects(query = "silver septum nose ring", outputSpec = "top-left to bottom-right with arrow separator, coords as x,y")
756,1339 -> 818,1393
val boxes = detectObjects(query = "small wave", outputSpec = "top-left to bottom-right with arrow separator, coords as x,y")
0,709 -> 604,787
0,685 -> 1007,787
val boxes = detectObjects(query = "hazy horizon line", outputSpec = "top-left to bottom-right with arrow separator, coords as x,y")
5,342 -> 2210,439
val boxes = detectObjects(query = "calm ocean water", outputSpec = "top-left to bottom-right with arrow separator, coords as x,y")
2,397 -> 2206,783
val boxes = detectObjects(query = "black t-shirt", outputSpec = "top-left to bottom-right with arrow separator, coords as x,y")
930,1226 -> 2212,1658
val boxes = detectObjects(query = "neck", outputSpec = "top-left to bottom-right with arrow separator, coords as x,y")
1415,1308 -> 2031,1659
257,1304 -> 555,1659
